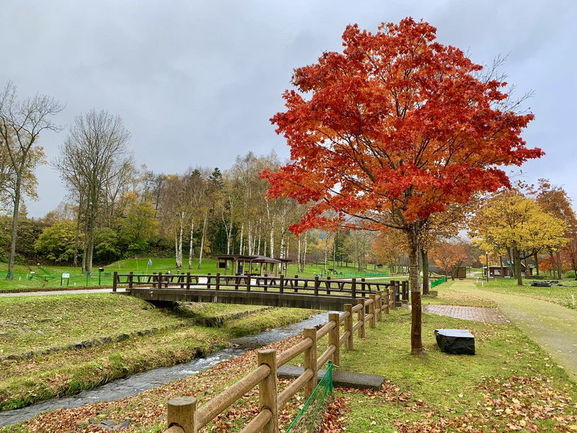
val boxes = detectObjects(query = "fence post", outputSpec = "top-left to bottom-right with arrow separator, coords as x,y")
167,396 -> 197,433
351,278 -> 357,299
185,272 -> 190,290
328,313 -> 340,365
112,272 -> 118,292
128,272 -> 134,290
376,293 -> 383,321
279,275 -> 284,294
314,276 -> 319,296
216,273 -> 220,290
357,299 -> 366,338
258,349 -> 278,433
384,288 -> 390,314
400,280 -> 407,304
344,304 -> 354,350
361,277 -> 366,295
369,294 -> 377,328
303,328 -> 318,398
246,274 -> 251,292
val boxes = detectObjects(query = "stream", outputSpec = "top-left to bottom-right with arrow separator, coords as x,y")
0,313 -> 329,427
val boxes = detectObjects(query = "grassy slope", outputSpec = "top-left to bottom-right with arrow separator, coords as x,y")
0,258 -> 394,291
0,294 -> 314,410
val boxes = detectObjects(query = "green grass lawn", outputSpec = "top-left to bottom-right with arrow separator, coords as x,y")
0,293 -> 314,410
475,277 -> 577,309
0,257 -> 395,291
339,309 -> 577,432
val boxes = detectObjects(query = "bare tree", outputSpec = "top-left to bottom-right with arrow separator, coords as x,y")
0,82 -> 62,278
56,110 -> 131,272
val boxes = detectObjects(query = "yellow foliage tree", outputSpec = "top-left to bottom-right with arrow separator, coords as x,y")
470,191 -> 567,285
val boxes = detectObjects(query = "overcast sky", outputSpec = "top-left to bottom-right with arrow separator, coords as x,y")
1,0 -> 576,217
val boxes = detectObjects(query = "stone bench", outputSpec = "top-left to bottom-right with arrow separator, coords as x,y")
435,329 -> 475,355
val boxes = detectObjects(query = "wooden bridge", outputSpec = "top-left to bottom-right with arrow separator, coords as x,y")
113,272 -> 409,310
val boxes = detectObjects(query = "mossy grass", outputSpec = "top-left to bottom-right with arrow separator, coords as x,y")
0,293 -> 314,410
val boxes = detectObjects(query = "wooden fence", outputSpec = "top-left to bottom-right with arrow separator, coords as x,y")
162,290 -> 393,433
113,272 -> 400,300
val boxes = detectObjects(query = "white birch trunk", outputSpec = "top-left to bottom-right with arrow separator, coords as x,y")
198,213 -> 208,269
188,219 -> 194,269
269,224 -> 274,258
239,223 -> 244,255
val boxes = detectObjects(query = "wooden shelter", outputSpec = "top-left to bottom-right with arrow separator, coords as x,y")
216,255 -> 291,276
484,264 -> 533,278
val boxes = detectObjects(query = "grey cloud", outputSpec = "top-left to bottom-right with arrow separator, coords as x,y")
0,0 -> 575,216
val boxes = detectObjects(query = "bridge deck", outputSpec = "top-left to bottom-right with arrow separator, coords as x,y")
115,273 -> 406,310
128,287 -> 358,310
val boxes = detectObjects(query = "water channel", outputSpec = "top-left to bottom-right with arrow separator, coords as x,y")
0,313 -> 329,427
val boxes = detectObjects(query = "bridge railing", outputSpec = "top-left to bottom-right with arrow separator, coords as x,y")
113,272 -> 401,300
161,291 -> 391,433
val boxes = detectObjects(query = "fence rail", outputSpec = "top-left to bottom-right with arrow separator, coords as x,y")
113,272 -> 402,300
162,290 -> 393,433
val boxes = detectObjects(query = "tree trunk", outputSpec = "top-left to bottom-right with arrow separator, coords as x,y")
7,174 -> 22,280
302,234 -> 308,272
556,251 -> 563,279
406,225 -> 423,355
535,251 -> 540,276
513,247 -> 523,286
188,220 -> 194,269
421,248 -> 429,295
247,222 -> 252,255
197,213 -> 208,269
297,236 -> 301,271
177,214 -> 184,268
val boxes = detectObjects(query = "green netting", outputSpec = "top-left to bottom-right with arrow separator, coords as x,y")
431,276 -> 448,288
286,362 -> 334,433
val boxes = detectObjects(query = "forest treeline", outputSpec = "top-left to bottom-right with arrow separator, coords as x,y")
1,82 -> 577,283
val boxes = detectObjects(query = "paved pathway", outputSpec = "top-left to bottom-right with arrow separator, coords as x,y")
451,280 -> 577,379
423,304 -> 509,323
0,288 -> 125,297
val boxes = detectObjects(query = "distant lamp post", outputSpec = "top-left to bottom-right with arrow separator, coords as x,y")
98,267 -> 104,286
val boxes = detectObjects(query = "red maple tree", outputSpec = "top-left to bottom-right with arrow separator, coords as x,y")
262,18 -> 542,353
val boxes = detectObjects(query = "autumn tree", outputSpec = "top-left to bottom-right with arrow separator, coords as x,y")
470,191 -> 567,285
262,18 -> 541,353
0,82 -> 62,278
372,229 -> 407,274
535,179 -> 577,279
431,240 -> 469,278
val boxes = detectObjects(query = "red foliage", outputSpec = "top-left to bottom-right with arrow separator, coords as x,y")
262,18 -> 542,234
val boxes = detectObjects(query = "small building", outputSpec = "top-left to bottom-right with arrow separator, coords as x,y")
452,266 -> 467,279
484,263 -> 533,278
216,255 -> 291,276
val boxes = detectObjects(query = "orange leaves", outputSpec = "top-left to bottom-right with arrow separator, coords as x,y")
265,18 -> 542,234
